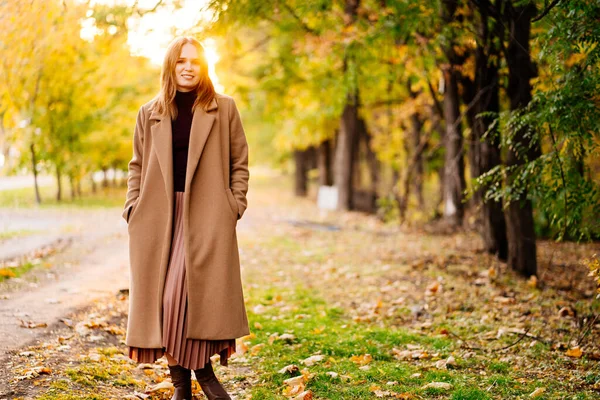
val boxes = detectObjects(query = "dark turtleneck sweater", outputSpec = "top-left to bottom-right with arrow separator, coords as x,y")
172,90 -> 197,192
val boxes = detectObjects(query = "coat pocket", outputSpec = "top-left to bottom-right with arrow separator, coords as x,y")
127,199 -> 140,224
225,188 -> 239,219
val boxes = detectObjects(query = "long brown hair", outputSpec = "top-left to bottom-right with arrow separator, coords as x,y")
152,36 -> 215,120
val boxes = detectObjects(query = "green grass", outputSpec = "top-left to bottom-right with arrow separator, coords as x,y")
37,379 -> 112,400
0,228 -> 40,241
241,280 -> 600,399
242,286 -> 507,399
0,183 -> 126,208
0,261 -> 36,282
64,355 -> 139,388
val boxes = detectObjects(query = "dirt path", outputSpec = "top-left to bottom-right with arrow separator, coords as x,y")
1,175 -> 598,399
0,208 -> 131,355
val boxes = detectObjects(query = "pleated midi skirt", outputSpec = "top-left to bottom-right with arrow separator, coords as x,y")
128,191 -> 236,369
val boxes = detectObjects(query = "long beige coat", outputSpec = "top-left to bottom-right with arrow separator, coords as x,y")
122,93 -> 250,348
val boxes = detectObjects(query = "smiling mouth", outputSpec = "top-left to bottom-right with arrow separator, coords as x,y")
181,74 -> 195,79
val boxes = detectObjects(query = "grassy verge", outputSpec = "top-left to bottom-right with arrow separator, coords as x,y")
0,260 -> 37,282
0,184 -> 126,208
0,229 -> 40,241
235,175 -> 600,399
241,280 -> 598,399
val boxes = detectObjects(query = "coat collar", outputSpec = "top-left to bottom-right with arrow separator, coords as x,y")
149,96 -> 218,203
148,96 -> 218,121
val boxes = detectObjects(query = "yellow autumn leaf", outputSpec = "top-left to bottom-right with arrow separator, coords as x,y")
350,353 -> 373,365
566,347 -> 583,358
0,268 -> 16,278
250,343 -> 265,355
311,326 -> 325,334
566,53 -> 586,67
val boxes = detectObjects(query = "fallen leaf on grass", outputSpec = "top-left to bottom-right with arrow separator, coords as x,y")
269,332 -> 296,344
104,325 -> 125,335
392,347 -> 431,360
566,347 -> 583,358
278,364 -> 299,374
558,307 -> 574,318
0,268 -> 16,278
588,352 -> 600,361
527,275 -> 538,288
426,281 -> 441,296
19,320 -> 47,329
283,375 -> 306,396
421,382 -> 453,390
350,353 -> 373,365
494,296 -> 516,304
311,326 -> 326,334
371,385 -> 415,398
294,390 -> 313,399
15,366 -> 52,380
301,354 -> 324,366
236,339 -> 249,355
146,380 -> 173,393
250,343 -> 265,355
123,393 -> 150,399
529,387 -> 546,397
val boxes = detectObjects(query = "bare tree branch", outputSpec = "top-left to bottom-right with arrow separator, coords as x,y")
132,0 -> 165,17
280,0 -> 317,34
532,0 -> 561,22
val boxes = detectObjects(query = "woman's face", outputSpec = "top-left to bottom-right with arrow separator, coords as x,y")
175,43 -> 202,92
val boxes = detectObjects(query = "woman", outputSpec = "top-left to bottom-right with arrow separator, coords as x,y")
122,36 -> 250,400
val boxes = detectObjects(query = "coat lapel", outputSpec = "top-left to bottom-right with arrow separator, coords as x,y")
184,97 -> 218,192
150,111 -> 173,195
149,96 -> 218,195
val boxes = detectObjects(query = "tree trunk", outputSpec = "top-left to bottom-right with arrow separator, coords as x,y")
408,85 -> 425,209
361,119 -> 379,196
55,165 -> 62,202
442,66 -> 465,226
112,165 -> 118,187
335,92 -> 359,210
76,177 -> 82,198
102,168 -> 108,188
460,69 -> 479,209
470,0 -> 508,260
318,139 -> 334,186
427,103 -> 445,218
30,143 -> 41,205
503,1 -> 540,276
69,173 -> 76,200
91,174 -> 97,193
294,149 -> 308,197
441,0 -> 466,227
335,0 -> 360,211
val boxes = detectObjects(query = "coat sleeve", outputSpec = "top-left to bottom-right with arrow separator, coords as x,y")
122,106 -> 146,222
228,98 -> 249,220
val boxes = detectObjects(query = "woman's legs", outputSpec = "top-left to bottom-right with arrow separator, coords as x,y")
166,352 -> 178,366
194,361 -> 231,400
166,352 -> 192,400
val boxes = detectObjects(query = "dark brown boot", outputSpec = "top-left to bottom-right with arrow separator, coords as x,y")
168,364 -> 193,400
193,361 -> 231,400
